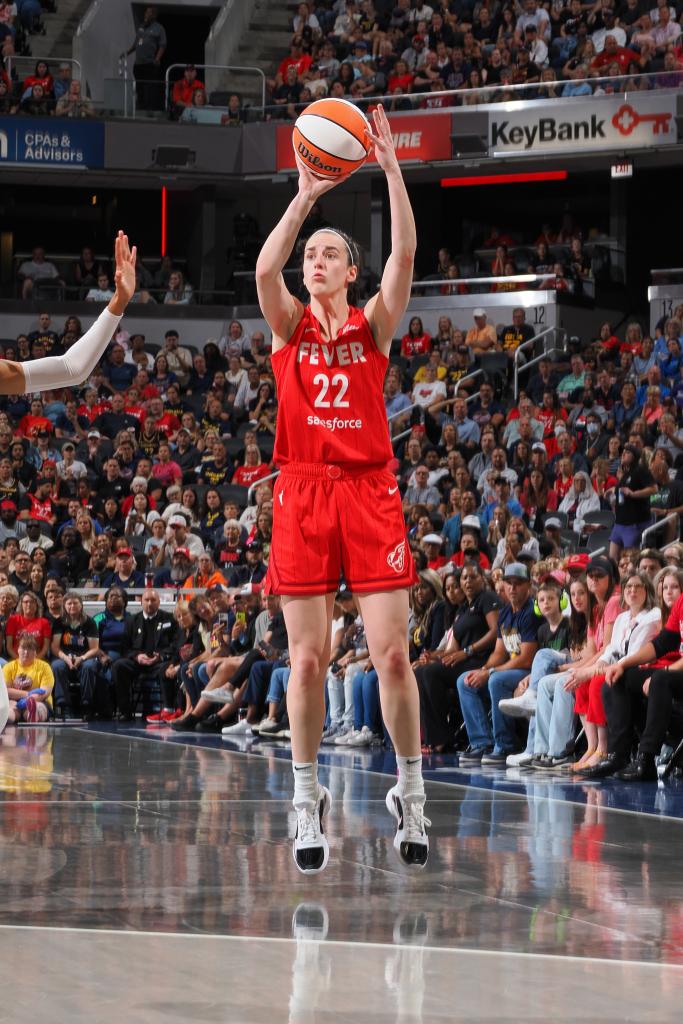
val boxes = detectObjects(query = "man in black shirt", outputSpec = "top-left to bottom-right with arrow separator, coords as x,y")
609,445 -> 656,562
92,392 -> 139,438
112,588 -> 179,719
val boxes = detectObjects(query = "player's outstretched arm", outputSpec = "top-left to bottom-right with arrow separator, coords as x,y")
364,105 -> 416,356
0,231 -> 137,396
256,155 -> 345,346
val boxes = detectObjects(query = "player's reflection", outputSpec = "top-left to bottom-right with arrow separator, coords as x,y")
288,904 -> 428,1023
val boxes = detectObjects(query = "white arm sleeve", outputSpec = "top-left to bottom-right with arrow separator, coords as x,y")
22,307 -> 122,393
0,666 -> 8,735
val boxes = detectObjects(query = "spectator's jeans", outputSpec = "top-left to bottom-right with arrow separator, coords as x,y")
524,649 -> 568,754
534,671 -> 576,757
338,663 -> 363,731
352,669 -> 381,732
266,666 -> 290,704
457,668 -> 527,753
51,658 -> 101,710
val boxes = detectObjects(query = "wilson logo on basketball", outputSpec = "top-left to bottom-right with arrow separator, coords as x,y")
296,140 -> 343,176
387,541 -> 406,574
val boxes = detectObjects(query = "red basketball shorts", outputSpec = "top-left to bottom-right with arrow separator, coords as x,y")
264,462 -> 418,596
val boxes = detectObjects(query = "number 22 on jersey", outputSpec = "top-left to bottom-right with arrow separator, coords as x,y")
313,372 -> 349,408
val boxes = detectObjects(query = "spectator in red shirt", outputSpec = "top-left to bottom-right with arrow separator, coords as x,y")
171,64 -> 204,117
18,399 -> 53,439
5,591 -> 52,660
19,477 -> 57,527
141,397 -> 180,439
277,36 -> 313,82
591,36 -> 638,73
400,316 -> 432,358
23,59 -> 54,98
388,58 -> 414,93
232,443 -> 273,488
151,441 -> 183,489
77,387 -> 110,425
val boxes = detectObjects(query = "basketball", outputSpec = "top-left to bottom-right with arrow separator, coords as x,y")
293,98 -> 371,179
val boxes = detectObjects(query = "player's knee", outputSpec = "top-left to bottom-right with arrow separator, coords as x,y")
376,645 -> 410,679
290,650 -> 325,683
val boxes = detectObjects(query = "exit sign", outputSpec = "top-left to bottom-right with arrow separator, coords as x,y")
611,161 -> 633,178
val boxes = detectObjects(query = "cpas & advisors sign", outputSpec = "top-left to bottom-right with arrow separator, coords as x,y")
489,94 -> 677,156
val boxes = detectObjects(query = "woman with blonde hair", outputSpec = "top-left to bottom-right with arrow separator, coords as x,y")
163,269 -> 193,305
75,511 -> 98,553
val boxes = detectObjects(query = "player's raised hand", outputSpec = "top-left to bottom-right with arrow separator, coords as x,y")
294,150 -> 349,200
366,104 -> 398,173
110,230 -> 137,314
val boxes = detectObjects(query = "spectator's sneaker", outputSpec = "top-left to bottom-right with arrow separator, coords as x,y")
321,725 -> 343,744
333,728 -> 358,745
530,755 -> 555,770
250,716 -> 271,736
146,709 -> 175,725
385,785 -> 430,869
498,690 -> 537,719
170,715 -> 199,732
196,714 -> 224,733
259,718 -> 285,736
458,746 -> 493,765
23,697 -> 37,723
221,718 -> 252,737
201,686 -> 235,706
293,784 -> 331,874
480,751 -> 510,767
506,751 -> 534,767
347,725 -> 375,747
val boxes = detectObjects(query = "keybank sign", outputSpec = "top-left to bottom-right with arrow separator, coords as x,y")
489,94 -> 677,156
0,117 -> 104,168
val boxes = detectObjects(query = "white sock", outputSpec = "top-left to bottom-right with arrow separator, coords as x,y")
396,755 -> 425,803
293,761 -> 319,810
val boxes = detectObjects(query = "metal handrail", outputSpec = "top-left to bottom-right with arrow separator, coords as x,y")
514,326 -> 568,400
247,469 -> 280,503
391,427 -> 413,446
411,273 -> 554,290
388,401 -> 420,423
264,72 -> 682,122
165,62 -> 266,112
453,369 -> 483,399
641,513 -> 679,547
6,56 -> 83,81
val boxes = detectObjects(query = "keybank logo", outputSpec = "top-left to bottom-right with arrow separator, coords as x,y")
0,131 -> 8,159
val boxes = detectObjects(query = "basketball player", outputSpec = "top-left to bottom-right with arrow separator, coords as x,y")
0,230 -> 135,735
255,105 -> 429,873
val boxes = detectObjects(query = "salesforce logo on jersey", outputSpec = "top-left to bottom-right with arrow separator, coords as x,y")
489,94 -> 677,157
0,117 -> 104,168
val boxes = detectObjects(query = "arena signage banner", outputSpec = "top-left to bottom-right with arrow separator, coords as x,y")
0,117 -> 104,168
276,112 -> 452,171
488,94 -> 677,157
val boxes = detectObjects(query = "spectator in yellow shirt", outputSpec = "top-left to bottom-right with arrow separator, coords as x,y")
3,634 -> 54,724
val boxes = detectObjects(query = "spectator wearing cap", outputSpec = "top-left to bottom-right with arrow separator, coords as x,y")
103,547 -> 145,591
157,514 -> 204,566
20,520 -> 54,556
0,499 -> 26,543
153,547 -> 195,588
226,539 -> 267,589
466,309 -> 499,356
421,533 -> 447,571
401,33 -> 428,71
481,476 -> 524,528
609,445 -> 657,562
457,562 -> 540,766
171,64 -> 205,118
55,441 -> 87,482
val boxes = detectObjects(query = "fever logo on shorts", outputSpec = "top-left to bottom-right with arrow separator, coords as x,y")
387,540 -> 406,574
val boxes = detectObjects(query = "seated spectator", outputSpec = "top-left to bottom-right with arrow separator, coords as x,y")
163,270 -> 193,305
85,272 -> 114,302
182,551 -> 226,592
466,309 -> 499,356
231,444 -> 272,488
55,80 -> 93,118
50,592 -> 100,719
5,590 -> 51,659
17,246 -> 63,302
22,59 -> 53,98
103,546 -> 144,591
111,589 -> 180,720
2,634 -> 54,724
400,316 -> 432,358
171,63 -> 204,117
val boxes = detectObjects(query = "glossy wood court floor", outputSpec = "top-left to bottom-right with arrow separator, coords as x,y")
1,723 -> 682,1022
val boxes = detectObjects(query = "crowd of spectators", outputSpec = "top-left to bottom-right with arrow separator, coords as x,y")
0,54 -> 93,118
266,0 -> 683,116
2,234 -> 683,783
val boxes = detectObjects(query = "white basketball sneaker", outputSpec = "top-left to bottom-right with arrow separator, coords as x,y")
385,785 -> 430,869
293,785 -> 332,874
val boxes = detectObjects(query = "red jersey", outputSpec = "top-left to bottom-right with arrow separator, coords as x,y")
400,333 -> 431,358
271,305 -> 393,468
